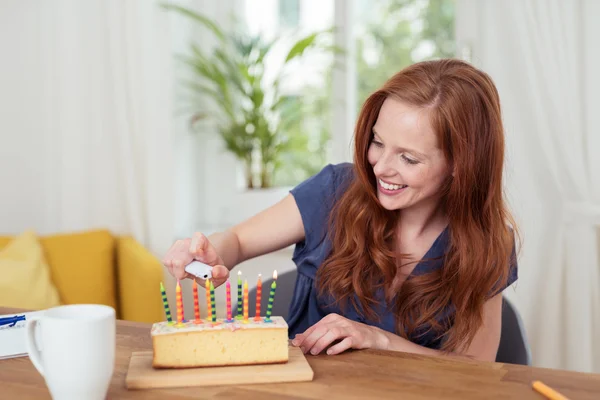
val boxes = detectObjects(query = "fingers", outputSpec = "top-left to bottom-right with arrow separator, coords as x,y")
162,239 -> 194,280
292,313 -> 362,356
172,260 -> 191,281
310,328 -> 345,355
163,233 -> 226,283
292,324 -> 317,348
211,264 -> 229,287
190,232 -> 222,266
291,333 -> 305,347
298,324 -> 331,354
326,337 -> 354,355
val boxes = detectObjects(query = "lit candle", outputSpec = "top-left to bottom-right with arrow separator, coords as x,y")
226,279 -> 233,322
265,270 -> 278,322
210,280 -> 216,322
206,278 -> 211,321
236,271 -> 243,319
160,282 -> 173,323
176,280 -> 184,325
192,279 -> 201,323
254,274 -> 262,321
243,279 -> 249,322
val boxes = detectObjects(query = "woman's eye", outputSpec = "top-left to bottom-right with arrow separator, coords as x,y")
401,154 -> 419,165
371,140 -> 383,148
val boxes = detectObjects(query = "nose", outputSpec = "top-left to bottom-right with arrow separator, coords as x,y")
372,150 -> 396,177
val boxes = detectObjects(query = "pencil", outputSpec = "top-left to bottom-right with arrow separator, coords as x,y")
532,381 -> 570,400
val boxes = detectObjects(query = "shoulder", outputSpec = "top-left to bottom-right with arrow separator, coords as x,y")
289,162 -> 355,258
290,162 -> 354,203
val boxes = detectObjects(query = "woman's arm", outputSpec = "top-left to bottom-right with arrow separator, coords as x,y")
209,193 -> 306,269
164,193 -> 306,285
381,293 -> 503,362
293,293 -> 504,363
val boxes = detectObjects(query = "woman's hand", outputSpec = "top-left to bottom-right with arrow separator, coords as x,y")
291,313 -> 390,355
162,232 -> 230,288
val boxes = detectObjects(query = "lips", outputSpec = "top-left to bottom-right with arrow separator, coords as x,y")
378,178 -> 407,191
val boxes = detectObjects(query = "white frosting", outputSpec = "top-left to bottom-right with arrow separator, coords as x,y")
151,316 -> 287,336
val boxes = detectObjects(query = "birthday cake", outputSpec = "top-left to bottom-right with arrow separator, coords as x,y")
151,316 -> 289,368
153,272 -> 287,368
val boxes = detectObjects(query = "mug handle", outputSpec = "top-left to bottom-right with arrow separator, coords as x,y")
25,316 -> 45,377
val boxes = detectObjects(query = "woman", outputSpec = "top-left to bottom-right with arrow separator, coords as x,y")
163,59 -> 519,362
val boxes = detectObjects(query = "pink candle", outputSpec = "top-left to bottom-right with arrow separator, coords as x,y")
226,280 -> 233,322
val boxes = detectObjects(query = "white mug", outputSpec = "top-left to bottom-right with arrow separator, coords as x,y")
26,304 -> 116,400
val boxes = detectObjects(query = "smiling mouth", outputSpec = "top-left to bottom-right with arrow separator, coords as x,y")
378,178 -> 408,191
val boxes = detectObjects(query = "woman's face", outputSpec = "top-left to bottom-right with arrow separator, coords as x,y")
367,97 -> 450,212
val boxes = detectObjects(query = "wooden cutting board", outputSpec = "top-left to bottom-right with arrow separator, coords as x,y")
125,346 -> 314,389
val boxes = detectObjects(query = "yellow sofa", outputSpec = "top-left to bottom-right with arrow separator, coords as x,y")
0,229 -> 165,323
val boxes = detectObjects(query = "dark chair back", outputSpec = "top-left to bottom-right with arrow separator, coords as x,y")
495,296 -> 532,365
238,269 -> 298,320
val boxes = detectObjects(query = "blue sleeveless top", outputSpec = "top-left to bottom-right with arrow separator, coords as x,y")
287,163 -> 518,349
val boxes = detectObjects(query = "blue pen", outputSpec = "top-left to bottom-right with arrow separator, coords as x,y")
0,315 -> 26,328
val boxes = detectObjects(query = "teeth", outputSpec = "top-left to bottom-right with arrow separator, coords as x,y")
379,178 -> 406,191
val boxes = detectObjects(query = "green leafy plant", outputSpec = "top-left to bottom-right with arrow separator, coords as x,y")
163,3 -> 338,189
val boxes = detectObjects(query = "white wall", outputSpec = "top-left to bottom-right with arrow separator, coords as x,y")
0,2 -> 54,234
456,0 -> 600,371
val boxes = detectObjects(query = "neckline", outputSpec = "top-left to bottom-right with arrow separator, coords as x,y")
408,225 -> 450,278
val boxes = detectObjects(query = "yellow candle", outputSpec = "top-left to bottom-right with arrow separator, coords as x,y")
243,279 -> 249,322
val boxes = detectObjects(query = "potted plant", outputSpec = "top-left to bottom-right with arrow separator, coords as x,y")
163,3 -> 338,190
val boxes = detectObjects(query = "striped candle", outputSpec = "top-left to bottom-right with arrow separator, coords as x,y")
254,274 -> 262,321
236,271 -> 242,319
160,282 -> 172,323
243,279 -> 249,322
205,278 -> 211,321
265,270 -> 278,322
210,280 -> 216,322
226,279 -> 233,322
192,279 -> 200,322
176,280 -> 184,324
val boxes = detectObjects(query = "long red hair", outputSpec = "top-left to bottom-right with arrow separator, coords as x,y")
316,59 -> 519,352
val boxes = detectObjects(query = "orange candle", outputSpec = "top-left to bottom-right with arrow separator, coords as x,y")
243,279 -> 249,322
254,274 -> 262,321
176,280 -> 184,324
192,279 -> 200,323
205,278 -> 211,321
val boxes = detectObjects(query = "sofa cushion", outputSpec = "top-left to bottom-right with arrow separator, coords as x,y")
0,230 -> 61,309
40,230 -> 116,309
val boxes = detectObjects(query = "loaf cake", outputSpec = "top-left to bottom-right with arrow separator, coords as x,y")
151,317 -> 289,368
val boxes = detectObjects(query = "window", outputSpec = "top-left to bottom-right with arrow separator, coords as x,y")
279,0 -> 300,29
242,0 -> 335,187
355,0 -> 456,108
238,0 -> 455,188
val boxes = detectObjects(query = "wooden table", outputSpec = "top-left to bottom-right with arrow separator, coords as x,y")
1,307 -> 600,399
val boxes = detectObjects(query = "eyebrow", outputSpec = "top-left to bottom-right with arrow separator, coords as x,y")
372,128 -> 428,159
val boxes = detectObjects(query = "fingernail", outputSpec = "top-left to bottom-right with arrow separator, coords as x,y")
327,349 -> 332,355
311,349 -> 318,355
189,237 -> 197,253
291,340 -> 298,346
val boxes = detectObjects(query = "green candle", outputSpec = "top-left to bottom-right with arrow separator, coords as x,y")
160,282 -> 172,323
265,270 -> 278,322
236,270 -> 243,319
210,280 -> 216,322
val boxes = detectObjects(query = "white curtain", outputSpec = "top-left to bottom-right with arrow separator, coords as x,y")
0,0 -> 175,256
469,0 -> 600,372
